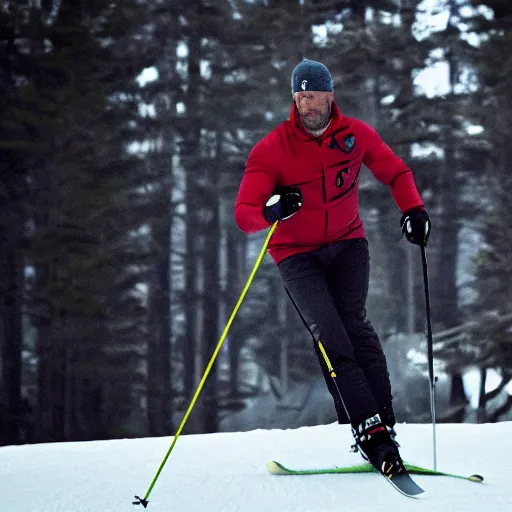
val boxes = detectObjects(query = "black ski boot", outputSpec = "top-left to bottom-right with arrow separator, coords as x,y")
352,414 -> 406,477
350,423 -> 399,453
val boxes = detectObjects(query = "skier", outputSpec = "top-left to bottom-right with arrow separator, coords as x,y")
234,59 -> 431,476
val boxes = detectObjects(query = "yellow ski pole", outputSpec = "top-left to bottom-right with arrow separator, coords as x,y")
283,286 -> 352,423
133,222 -> 278,508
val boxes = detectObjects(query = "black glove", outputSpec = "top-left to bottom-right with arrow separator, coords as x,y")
400,208 -> 431,246
263,186 -> 302,223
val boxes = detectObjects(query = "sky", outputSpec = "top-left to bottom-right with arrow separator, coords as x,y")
1,421 -> 510,511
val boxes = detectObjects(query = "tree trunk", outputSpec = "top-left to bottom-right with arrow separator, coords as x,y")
147,194 -> 173,436
226,229 -> 243,397
0,232 -> 24,445
435,0 -> 467,420
0,36 -> 28,443
37,316 -> 66,443
477,368 -> 487,423
201,185 -> 220,433
31,160 -> 68,442
182,5 -> 202,411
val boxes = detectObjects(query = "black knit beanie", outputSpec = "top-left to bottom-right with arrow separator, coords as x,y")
291,59 -> 333,94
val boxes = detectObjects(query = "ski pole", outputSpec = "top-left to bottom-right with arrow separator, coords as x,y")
283,287 -> 352,423
420,245 -> 437,470
133,222 -> 278,509
316,341 -> 351,422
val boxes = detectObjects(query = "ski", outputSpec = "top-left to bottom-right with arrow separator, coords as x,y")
266,460 -> 425,498
267,460 -> 376,476
266,460 -> 484,483
385,471 -> 425,498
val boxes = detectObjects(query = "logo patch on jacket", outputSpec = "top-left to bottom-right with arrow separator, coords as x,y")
328,132 -> 356,153
344,135 -> 355,151
335,167 -> 350,188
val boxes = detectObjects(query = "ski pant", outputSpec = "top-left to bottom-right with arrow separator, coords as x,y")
277,238 -> 395,428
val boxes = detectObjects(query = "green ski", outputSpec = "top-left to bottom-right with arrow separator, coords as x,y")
266,460 -> 484,483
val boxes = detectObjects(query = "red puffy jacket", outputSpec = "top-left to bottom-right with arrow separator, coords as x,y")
235,101 -> 424,264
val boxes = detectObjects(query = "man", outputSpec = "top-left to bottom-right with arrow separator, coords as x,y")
234,59 -> 430,476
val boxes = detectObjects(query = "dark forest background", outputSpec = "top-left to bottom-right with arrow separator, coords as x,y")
1,0 -> 512,446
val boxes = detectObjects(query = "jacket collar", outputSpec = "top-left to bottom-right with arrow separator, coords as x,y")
289,100 -> 346,142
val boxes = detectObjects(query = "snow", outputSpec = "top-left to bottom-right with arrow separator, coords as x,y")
1,422 -> 511,511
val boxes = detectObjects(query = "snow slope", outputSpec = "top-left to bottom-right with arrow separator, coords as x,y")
1,422 -> 511,512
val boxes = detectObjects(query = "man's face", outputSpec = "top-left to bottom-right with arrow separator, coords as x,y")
293,91 -> 333,132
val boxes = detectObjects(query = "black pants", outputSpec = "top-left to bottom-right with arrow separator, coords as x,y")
278,238 -> 395,428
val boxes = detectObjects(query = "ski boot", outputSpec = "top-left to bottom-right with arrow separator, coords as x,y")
351,414 -> 406,477
351,423 -> 399,453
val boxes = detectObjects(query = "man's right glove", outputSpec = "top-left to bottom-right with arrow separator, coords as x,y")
400,208 -> 431,247
263,186 -> 302,224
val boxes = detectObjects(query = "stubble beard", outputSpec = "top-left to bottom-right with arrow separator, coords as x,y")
300,101 -> 332,134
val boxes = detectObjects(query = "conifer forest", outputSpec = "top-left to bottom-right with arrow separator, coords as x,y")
1,0 -> 512,446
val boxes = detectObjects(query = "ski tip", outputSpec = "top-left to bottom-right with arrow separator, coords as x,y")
266,460 -> 287,475
388,472 -> 426,499
468,474 -> 484,483
414,490 -> 427,500
401,485 -> 427,500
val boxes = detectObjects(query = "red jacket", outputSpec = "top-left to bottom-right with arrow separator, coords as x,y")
235,101 -> 424,264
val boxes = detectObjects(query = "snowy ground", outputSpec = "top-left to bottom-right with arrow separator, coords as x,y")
1,422 -> 511,512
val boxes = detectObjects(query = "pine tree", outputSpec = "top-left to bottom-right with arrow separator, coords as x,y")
468,0 -> 512,421
1,0 -> 157,441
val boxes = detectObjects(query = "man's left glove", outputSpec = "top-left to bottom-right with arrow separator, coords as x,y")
263,186 -> 302,223
400,208 -> 431,247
